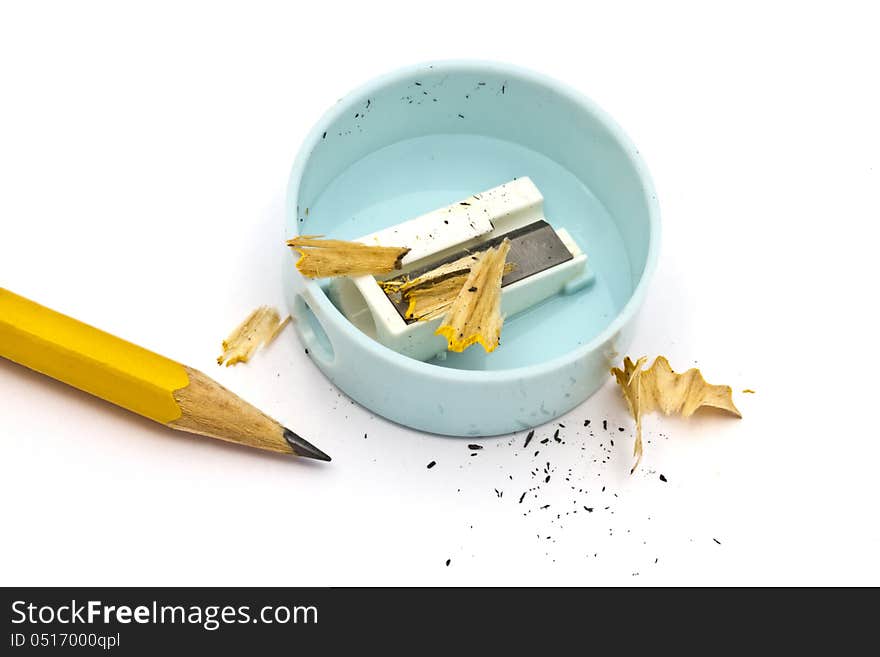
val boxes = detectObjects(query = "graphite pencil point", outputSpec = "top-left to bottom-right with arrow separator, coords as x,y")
283,428 -> 331,462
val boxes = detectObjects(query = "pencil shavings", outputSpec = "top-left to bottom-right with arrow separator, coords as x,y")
611,356 -> 742,473
435,239 -> 510,353
286,235 -> 411,279
405,273 -> 472,321
379,253 -> 476,299
404,262 -> 515,322
217,306 -> 291,367
380,255 -> 515,322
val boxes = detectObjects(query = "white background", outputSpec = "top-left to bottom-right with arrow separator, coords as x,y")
1,1 -> 878,586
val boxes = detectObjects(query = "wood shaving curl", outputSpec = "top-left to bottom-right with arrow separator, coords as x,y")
286,235 -> 410,279
217,306 -> 290,367
435,239 -> 510,353
405,273 -> 473,321
380,255 -> 515,322
611,356 -> 742,473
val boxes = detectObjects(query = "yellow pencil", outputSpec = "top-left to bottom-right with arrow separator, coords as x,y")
0,288 -> 330,461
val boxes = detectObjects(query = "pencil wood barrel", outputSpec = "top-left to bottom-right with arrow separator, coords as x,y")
0,288 -> 329,460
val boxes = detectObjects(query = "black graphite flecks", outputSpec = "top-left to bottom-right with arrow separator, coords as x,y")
445,559 -> 451,566
659,474 -> 667,482
427,461 -> 437,469
618,427 -> 625,432
438,415 -> 676,570
468,287 -> 478,292
713,538 -> 722,545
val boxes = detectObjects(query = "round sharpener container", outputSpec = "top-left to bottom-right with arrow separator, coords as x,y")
285,61 -> 660,437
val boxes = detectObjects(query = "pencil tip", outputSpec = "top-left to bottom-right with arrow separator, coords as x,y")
283,428 -> 331,462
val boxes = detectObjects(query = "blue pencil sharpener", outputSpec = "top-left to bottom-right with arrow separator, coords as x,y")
284,61 -> 660,437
